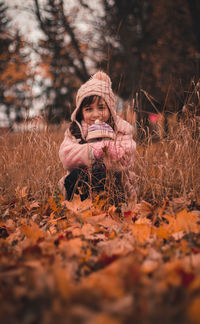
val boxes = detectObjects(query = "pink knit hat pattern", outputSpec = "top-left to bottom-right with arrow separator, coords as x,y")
71,71 -> 116,121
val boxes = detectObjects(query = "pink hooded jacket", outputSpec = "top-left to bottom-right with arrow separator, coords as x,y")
59,115 -> 136,171
58,71 -> 136,198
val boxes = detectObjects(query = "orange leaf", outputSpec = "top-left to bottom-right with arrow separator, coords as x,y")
132,223 -> 151,244
152,226 -> 169,239
62,194 -> 92,215
162,214 -> 176,233
48,196 -> 58,212
21,222 -> 44,243
175,210 -> 199,234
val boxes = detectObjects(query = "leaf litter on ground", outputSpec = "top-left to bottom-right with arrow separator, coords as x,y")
1,189 -> 200,323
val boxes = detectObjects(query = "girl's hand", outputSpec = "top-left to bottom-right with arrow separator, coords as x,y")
105,141 -> 125,160
91,140 -> 126,161
91,141 -> 105,159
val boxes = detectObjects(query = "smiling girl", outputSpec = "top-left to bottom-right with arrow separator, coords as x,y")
58,71 -> 136,204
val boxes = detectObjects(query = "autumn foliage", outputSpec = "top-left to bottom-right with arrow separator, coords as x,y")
1,119 -> 200,323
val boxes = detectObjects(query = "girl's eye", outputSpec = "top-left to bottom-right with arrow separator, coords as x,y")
84,107 -> 92,112
98,106 -> 105,111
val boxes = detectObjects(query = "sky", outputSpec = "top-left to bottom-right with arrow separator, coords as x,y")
5,0 -> 103,43
5,0 -> 43,42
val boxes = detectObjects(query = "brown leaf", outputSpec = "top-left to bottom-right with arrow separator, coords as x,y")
131,223 -> 151,244
62,195 -> 93,215
20,221 -> 44,243
175,209 -> 199,233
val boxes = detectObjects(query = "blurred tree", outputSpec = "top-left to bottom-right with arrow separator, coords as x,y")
0,1 -> 33,127
186,0 -> 200,55
98,0 -> 151,98
34,0 -> 90,123
99,0 -> 199,108
97,0 -> 200,140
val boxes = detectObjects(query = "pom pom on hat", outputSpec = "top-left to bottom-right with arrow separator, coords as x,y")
91,71 -> 112,87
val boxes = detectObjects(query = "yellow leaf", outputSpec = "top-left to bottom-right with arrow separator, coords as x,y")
81,209 -> 93,218
48,196 -> 58,212
162,214 -> 176,233
175,209 -> 199,234
132,223 -> 151,244
152,226 -> 169,239
21,222 -> 44,243
160,210 -> 199,238
62,194 -> 92,214
179,240 -> 190,254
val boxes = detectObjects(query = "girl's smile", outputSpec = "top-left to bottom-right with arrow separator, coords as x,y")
82,97 -> 110,125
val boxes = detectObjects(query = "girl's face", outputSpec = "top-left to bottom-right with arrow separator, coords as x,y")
82,97 -> 110,125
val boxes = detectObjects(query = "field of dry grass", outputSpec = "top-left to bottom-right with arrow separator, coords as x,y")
0,117 -> 200,208
135,118 -> 200,206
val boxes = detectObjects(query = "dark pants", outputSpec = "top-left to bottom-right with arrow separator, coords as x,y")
64,162 -> 125,204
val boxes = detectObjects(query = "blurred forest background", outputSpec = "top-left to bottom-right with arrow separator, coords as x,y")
0,0 -> 200,128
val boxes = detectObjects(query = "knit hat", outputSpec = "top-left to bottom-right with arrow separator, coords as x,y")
71,71 -> 116,122
86,120 -> 115,142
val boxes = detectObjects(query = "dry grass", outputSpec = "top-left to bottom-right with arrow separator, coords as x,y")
0,117 -> 200,206
134,117 -> 200,204
0,128 -> 65,203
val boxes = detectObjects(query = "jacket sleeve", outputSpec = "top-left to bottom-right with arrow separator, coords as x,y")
59,130 -> 94,171
115,117 -> 136,152
115,134 -> 136,152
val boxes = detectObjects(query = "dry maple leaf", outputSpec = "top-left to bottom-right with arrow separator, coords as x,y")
20,221 -> 44,244
131,223 -> 151,244
152,226 -> 169,240
175,209 -> 199,234
62,194 -> 93,215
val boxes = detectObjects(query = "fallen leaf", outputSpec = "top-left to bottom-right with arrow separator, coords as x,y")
21,221 -> 44,243
152,226 -> 169,239
132,223 -> 151,244
175,209 -> 199,233
63,194 -> 93,214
